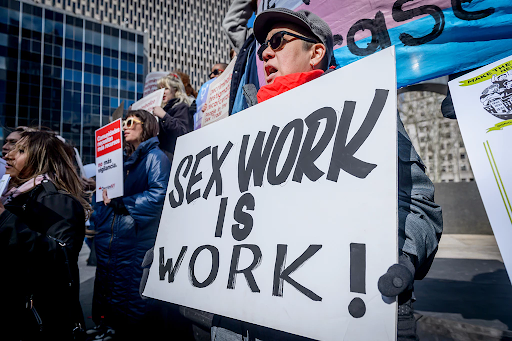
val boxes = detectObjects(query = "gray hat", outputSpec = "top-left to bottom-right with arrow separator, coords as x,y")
253,8 -> 334,64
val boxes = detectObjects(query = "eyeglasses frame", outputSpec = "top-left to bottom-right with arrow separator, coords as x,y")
257,30 -> 319,61
122,117 -> 143,130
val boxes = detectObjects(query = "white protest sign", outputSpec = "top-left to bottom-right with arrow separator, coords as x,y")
95,119 -> 124,203
143,71 -> 168,97
449,55 -> 512,282
144,48 -> 398,341
0,174 -> 10,196
132,88 -> 165,114
0,157 -> 6,178
201,58 -> 236,127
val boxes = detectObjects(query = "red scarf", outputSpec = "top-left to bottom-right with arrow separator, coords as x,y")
257,70 -> 324,103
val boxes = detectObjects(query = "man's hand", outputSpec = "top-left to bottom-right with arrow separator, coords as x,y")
378,254 -> 415,297
102,189 -> 111,205
152,106 -> 166,119
0,201 -> 5,216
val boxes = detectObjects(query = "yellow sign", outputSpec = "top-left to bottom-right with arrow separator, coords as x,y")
459,60 -> 512,87
487,119 -> 512,133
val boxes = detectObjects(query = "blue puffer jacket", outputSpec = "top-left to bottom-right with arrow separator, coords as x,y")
92,137 -> 171,326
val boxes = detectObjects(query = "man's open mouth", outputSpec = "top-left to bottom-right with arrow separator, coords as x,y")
266,65 -> 278,76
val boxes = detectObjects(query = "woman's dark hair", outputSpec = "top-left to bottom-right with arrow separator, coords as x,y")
14,130 -> 91,218
124,109 -> 159,155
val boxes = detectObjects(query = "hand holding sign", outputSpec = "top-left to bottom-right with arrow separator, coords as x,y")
152,106 -> 166,119
102,189 -> 111,205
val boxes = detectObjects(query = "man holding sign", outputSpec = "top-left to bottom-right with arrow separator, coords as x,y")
213,8 -> 442,340
143,8 -> 442,341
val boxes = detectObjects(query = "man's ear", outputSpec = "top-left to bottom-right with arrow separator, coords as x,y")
311,43 -> 326,69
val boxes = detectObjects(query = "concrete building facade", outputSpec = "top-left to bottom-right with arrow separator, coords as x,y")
398,91 -> 475,183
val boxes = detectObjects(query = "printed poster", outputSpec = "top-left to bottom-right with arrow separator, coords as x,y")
201,58 -> 236,127
143,71 -> 168,97
449,55 -> 512,282
95,119 -> 124,202
131,88 -> 165,114
144,48 -> 398,341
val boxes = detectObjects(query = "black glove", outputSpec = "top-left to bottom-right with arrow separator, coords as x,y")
108,197 -> 129,215
378,254 -> 415,297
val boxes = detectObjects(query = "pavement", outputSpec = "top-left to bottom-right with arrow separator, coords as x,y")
415,234 -> 512,341
78,234 -> 512,340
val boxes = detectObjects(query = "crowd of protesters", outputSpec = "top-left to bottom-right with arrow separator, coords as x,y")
0,1 -> 445,340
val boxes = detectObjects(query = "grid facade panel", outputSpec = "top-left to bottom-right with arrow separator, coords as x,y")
39,0 -> 231,89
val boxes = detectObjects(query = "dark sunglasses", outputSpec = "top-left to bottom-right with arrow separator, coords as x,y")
209,68 -> 224,79
258,31 -> 318,61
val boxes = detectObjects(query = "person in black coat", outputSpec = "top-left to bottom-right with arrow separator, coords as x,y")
0,130 -> 91,341
153,73 -> 192,161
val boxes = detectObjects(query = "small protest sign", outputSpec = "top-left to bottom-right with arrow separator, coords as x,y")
132,88 -> 165,114
201,59 -> 236,127
194,78 -> 215,130
144,48 -> 398,340
95,119 -> 124,202
143,72 -> 168,97
0,174 -> 10,196
0,158 -> 6,178
449,54 -> 512,282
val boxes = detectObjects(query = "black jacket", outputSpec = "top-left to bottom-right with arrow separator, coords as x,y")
0,180 -> 86,340
158,98 -> 191,161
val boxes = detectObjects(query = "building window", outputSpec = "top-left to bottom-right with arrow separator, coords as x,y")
460,153 -> 466,159
461,165 -> 467,171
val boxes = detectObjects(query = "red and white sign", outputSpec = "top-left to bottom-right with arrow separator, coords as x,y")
95,119 -> 124,202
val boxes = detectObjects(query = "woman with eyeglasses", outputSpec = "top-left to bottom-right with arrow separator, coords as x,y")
152,73 -> 192,161
89,110 -> 171,340
0,130 -> 91,340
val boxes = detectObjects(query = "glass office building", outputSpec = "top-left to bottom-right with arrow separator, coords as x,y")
0,0 -> 147,164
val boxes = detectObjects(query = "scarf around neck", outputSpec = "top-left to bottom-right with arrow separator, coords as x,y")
256,69 -> 324,103
1,174 -> 48,205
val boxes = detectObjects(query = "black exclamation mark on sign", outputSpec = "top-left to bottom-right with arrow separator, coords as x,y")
348,243 -> 366,318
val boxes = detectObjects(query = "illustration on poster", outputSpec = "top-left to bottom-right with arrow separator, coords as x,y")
480,72 -> 512,119
259,0 -> 495,57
